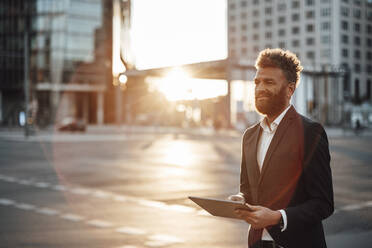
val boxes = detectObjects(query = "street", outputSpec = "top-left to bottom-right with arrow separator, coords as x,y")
0,129 -> 372,248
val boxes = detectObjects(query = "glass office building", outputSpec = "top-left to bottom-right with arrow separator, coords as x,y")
0,0 -> 116,127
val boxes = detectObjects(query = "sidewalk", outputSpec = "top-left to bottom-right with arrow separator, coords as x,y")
0,125 -> 371,142
0,125 -> 241,142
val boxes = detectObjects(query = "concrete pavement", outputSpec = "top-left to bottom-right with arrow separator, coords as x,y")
0,125 -> 371,247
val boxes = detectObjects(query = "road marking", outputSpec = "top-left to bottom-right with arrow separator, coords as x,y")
9,174 -> 372,219
0,198 -> 147,239
339,204 -> 363,211
145,234 -> 185,247
2,197 -> 195,248
116,227 -> 147,235
338,200 -> 372,212
61,213 -> 85,222
136,200 -> 196,214
166,204 -> 195,213
1,176 -> 16,182
137,199 -> 168,209
18,179 -> 33,185
70,187 -> 92,195
53,185 -> 68,191
0,198 -> 15,206
34,182 -> 50,188
14,203 -> 36,210
86,219 -> 114,228
92,190 -> 112,199
147,234 -> 185,245
0,174 -> 204,215
144,241 -> 168,247
361,200 -> 372,207
112,195 -> 129,202
35,207 -> 60,216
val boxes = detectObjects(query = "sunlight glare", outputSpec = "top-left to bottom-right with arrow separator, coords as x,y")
147,68 -> 227,101
159,68 -> 193,101
163,141 -> 194,166
131,0 -> 227,69
112,0 -> 126,77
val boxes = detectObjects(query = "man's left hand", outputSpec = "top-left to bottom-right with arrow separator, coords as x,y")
234,203 -> 281,229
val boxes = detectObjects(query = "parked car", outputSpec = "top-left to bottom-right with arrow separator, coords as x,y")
57,117 -> 86,132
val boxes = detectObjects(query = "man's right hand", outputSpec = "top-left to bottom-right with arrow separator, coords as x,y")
228,194 -> 245,203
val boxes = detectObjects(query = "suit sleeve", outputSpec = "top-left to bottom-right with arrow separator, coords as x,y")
239,132 -> 252,203
284,123 -> 334,231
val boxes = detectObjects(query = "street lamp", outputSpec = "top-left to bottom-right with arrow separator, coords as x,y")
119,74 -> 127,84
24,2 -> 30,138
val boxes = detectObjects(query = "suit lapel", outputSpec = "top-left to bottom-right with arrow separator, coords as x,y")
258,106 -> 297,186
245,124 -> 261,189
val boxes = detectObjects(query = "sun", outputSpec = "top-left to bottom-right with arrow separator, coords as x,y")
158,68 -> 193,101
148,68 -> 228,101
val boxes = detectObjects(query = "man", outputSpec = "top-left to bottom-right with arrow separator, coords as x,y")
228,49 -> 334,248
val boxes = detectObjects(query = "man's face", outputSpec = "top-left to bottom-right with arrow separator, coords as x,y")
254,67 -> 293,117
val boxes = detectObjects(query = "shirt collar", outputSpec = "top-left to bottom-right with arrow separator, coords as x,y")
260,105 -> 292,133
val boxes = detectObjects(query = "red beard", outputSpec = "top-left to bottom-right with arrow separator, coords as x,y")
255,85 -> 287,117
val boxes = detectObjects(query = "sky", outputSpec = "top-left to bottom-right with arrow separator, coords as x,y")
130,0 -> 227,70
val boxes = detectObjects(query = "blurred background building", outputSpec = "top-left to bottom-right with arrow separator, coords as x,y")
0,0 -> 123,127
1,0 -> 372,130
227,0 -> 372,127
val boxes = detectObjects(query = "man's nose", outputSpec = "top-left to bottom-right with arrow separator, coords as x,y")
255,83 -> 265,93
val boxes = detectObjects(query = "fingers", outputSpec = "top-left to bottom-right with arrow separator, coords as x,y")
235,209 -> 257,225
244,203 -> 260,211
229,195 -> 244,203
228,194 -> 244,202
235,205 -> 269,229
235,209 -> 250,217
234,208 -> 254,219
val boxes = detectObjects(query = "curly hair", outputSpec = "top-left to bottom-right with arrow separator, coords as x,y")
255,48 -> 303,87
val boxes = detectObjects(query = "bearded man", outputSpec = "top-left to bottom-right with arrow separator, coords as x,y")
228,49 -> 334,248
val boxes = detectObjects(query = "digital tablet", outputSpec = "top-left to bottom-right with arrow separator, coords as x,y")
188,196 -> 252,220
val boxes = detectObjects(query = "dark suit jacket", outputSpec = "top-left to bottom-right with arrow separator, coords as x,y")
240,106 -> 334,248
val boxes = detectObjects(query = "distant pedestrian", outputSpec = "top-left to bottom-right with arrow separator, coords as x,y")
354,119 -> 362,135
229,49 -> 334,248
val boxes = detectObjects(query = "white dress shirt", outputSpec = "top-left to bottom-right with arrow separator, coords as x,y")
254,105 -> 291,241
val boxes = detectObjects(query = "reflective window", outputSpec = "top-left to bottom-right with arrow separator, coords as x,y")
354,36 -> 361,46
342,49 -> 349,58
321,8 -> 331,17
321,35 -> 330,44
306,38 -> 314,45
278,3 -> 286,11
306,51 -> 315,59
292,40 -> 300,47
278,16 -> 286,23
341,21 -> 349,30
341,7 -> 349,17
321,22 -> 330,30
342,35 -> 349,44
353,9 -> 361,19
321,49 -> 331,58
292,26 -> 300,34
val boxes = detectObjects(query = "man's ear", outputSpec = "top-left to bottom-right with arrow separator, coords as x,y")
287,83 -> 295,98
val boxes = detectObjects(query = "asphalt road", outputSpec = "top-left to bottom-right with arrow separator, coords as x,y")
0,132 -> 371,248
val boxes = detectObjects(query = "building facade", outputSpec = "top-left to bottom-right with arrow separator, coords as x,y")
227,0 -> 372,125
0,0 -> 119,127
